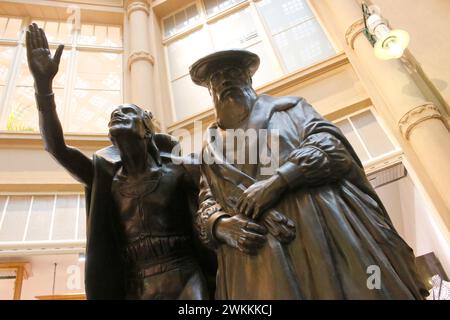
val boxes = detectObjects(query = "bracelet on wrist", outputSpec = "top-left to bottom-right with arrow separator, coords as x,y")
35,92 -> 55,111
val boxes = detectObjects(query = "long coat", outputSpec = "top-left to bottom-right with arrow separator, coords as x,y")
196,95 -> 427,299
84,134 -> 216,299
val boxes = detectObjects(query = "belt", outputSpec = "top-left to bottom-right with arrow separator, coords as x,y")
127,253 -> 197,279
124,234 -> 192,264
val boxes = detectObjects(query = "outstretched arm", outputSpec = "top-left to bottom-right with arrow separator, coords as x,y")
26,23 -> 93,186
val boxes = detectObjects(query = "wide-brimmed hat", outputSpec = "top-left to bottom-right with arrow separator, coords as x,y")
189,49 -> 260,87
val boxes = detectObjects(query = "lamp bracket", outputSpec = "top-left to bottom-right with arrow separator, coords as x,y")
362,3 -> 377,47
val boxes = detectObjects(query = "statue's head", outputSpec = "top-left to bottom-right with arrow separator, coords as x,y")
108,104 -> 155,144
190,50 -> 260,128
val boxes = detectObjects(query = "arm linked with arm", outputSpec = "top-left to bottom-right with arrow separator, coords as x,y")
195,173 -> 230,250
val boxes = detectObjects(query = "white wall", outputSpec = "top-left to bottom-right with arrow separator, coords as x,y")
376,174 -> 450,274
0,254 -> 86,300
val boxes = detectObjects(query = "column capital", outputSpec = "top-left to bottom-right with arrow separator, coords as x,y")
345,19 -> 365,50
128,50 -> 155,69
398,103 -> 448,139
125,0 -> 150,17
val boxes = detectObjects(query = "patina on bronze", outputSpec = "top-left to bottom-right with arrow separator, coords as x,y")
26,23 -> 215,300
191,49 -> 428,299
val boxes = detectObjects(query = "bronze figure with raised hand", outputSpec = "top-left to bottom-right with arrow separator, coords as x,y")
26,23 -> 215,300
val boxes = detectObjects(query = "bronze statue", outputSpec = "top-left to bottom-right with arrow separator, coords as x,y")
191,49 -> 428,299
26,23 -> 215,300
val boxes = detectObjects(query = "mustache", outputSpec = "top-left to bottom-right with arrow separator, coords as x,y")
218,86 -> 245,100
108,115 -> 127,126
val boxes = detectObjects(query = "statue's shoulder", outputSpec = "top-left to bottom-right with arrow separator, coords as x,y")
94,145 -> 120,164
93,133 -> 181,164
259,94 -> 304,113
154,133 -> 180,156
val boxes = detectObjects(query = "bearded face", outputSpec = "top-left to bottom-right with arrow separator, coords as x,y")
208,67 -> 255,129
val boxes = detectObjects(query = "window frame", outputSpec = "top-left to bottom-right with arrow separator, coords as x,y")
0,15 -> 124,134
161,0 -> 339,123
333,106 -> 402,168
0,192 -> 86,246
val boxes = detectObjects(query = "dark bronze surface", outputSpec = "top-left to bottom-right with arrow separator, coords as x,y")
191,50 -> 429,299
26,23 -> 214,300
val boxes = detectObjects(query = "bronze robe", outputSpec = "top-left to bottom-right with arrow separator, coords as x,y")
196,95 -> 427,299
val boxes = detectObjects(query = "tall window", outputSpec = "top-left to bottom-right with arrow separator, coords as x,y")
0,194 -> 86,244
163,0 -> 336,121
334,108 -> 399,165
0,16 -> 123,134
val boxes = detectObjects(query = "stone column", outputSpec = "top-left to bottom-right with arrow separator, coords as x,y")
323,0 -> 450,226
125,0 -> 155,113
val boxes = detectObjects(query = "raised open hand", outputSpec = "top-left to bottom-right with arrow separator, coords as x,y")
26,23 -> 64,92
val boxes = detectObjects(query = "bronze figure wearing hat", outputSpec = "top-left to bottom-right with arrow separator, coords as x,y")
191,49 -> 428,299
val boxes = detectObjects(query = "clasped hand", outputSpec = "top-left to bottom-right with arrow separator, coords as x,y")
215,174 -> 296,255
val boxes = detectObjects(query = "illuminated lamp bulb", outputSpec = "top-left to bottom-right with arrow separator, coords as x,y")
367,14 -> 410,60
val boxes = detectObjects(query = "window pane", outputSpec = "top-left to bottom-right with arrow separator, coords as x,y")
203,0 -> 245,16
77,195 -> 86,240
0,17 -> 23,40
209,7 -> 259,50
75,51 -> 122,90
0,45 -> 14,85
246,41 -> 281,87
16,47 -> 69,88
68,89 -> 121,133
25,196 -> 54,241
174,11 -> 187,31
0,196 -> 7,215
0,196 -> 30,242
163,16 -> 176,38
43,21 -> 59,43
172,75 -> 212,120
94,25 -> 107,46
107,26 -> 122,47
351,110 -> 395,158
79,24 -> 95,45
6,87 -> 64,132
335,119 -> 370,163
31,20 -> 73,44
163,4 -> 200,38
257,0 -> 313,34
79,23 -> 122,47
167,28 -> 213,80
273,19 -> 335,72
51,195 -> 78,240
57,22 -> 74,44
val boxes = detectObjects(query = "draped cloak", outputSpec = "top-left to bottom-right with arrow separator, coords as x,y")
198,95 -> 428,299
84,133 -> 216,299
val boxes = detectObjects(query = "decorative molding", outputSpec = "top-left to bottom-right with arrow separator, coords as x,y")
127,50 -> 155,69
126,0 -> 149,17
0,184 -> 84,193
398,103 -> 447,139
0,131 -> 110,150
36,294 -> 86,300
345,19 -> 365,50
